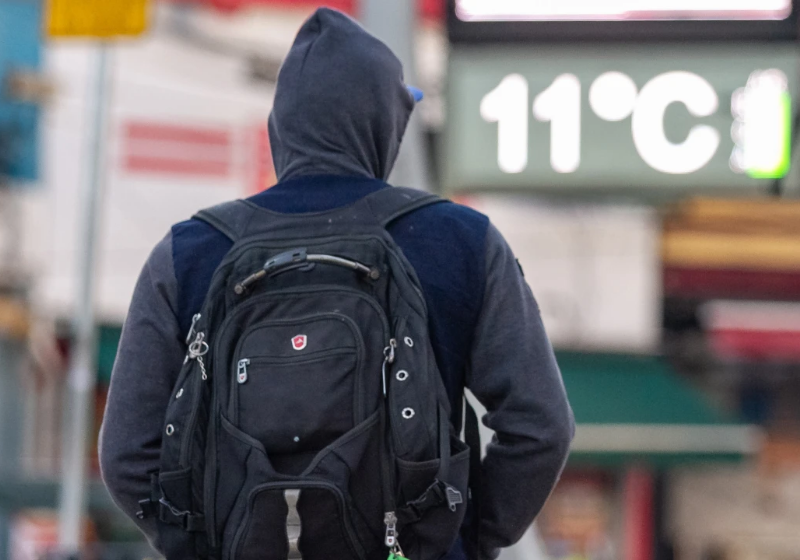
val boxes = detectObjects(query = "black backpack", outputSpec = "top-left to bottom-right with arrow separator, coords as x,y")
137,187 -> 472,560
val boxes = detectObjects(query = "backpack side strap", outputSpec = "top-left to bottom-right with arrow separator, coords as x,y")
363,187 -> 446,227
463,399 -> 483,551
192,200 -> 255,243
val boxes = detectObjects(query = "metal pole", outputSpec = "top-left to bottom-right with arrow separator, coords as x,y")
360,0 -> 432,191
58,43 -> 109,555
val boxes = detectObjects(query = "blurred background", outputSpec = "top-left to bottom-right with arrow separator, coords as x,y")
1,0 -> 800,559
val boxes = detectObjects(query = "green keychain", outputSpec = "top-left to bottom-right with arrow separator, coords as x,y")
388,554 -> 406,560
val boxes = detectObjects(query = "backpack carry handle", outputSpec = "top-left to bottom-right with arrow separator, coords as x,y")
234,248 -> 380,294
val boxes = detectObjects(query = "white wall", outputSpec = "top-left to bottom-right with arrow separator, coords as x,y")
465,195 -> 662,354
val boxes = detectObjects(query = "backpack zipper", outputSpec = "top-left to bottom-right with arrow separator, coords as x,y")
237,359 -> 250,384
187,332 -> 209,380
183,313 -> 202,364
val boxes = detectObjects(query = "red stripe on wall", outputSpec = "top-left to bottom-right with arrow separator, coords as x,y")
125,122 -> 231,147
664,267 -> 800,299
125,156 -> 231,177
711,329 -> 800,361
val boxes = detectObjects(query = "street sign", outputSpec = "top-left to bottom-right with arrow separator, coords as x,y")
0,0 -> 42,181
444,44 -> 799,194
47,0 -> 149,38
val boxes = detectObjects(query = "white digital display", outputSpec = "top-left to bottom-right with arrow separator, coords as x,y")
479,70 -> 787,177
444,45 -> 798,193
456,0 -> 792,22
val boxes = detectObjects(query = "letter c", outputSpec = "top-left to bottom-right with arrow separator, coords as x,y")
632,71 -> 720,174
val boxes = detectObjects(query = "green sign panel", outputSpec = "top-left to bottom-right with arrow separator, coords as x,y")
444,44 -> 798,193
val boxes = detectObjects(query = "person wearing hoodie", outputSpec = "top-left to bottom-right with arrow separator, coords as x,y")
99,8 -> 573,560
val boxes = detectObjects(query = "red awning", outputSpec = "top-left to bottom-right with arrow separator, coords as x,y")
702,300 -> 800,361
166,0 -> 444,20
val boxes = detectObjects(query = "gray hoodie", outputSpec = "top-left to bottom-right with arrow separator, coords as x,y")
99,8 -> 574,560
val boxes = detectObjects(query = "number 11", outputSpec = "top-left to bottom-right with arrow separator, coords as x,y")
481,73 -> 582,174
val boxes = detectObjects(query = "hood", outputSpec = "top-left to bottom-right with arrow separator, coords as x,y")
268,8 -> 415,182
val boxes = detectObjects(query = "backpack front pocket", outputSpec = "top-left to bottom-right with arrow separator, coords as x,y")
237,351 -> 357,453
230,482 -> 366,560
231,313 -> 365,455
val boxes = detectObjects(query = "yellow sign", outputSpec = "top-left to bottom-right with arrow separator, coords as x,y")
47,0 -> 149,38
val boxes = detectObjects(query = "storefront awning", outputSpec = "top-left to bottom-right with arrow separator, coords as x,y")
559,352 -> 761,468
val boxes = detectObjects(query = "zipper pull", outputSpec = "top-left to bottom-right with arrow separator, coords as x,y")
188,332 -> 209,380
237,359 -> 250,384
383,511 -> 398,549
183,313 -> 202,364
185,313 -> 201,345
381,339 -> 397,398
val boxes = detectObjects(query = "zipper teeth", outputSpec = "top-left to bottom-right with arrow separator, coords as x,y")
205,387 -> 218,549
230,481 -> 366,560
243,348 -> 355,364
179,363 -> 205,464
178,327 -> 208,464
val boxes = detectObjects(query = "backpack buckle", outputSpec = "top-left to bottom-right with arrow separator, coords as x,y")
446,485 -> 463,512
136,472 -> 161,520
397,479 -> 455,525
136,498 -> 158,520
158,498 -> 206,533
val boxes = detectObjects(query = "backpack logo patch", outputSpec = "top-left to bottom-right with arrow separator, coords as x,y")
292,335 -> 307,351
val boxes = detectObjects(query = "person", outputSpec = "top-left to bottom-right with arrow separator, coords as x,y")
99,7 -> 574,560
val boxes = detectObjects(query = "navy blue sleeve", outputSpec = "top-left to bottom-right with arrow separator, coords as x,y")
171,219 -> 235,335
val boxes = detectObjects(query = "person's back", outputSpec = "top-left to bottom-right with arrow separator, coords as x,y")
99,8 -> 574,560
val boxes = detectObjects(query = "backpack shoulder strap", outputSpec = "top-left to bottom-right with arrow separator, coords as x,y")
192,200 -> 256,242
193,188 -> 444,240
362,187 -> 446,227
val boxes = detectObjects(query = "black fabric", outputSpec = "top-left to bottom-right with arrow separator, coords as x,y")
237,325 -> 358,454
158,195 -> 469,560
193,201 -> 253,243
364,187 -> 443,226
232,489 -> 288,560
463,400 -> 482,551
298,488 -> 363,560
135,472 -> 161,520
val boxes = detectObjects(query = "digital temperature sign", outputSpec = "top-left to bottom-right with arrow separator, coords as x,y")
455,0 -> 792,22
447,0 -> 800,43
443,45 -> 798,194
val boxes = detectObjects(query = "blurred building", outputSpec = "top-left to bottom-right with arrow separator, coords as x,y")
445,3 -> 800,560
